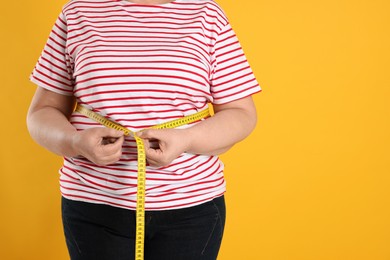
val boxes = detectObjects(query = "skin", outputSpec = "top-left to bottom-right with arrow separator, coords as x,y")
138,97 -> 257,167
27,87 -> 257,167
27,0 -> 258,168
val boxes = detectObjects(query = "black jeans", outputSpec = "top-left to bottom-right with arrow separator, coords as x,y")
61,196 -> 226,260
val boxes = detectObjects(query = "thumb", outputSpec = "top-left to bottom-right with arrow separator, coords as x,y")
137,129 -> 161,139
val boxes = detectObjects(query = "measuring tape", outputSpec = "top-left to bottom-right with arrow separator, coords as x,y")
75,104 -> 210,260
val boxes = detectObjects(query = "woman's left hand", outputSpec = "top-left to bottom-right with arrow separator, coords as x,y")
137,128 -> 189,167
137,96 -> 258,167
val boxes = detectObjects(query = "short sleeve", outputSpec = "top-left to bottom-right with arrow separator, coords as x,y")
210,23 -> 261,104
30,11 -> 74,96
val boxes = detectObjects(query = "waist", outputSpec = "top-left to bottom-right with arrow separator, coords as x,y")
59,155 -> 226,210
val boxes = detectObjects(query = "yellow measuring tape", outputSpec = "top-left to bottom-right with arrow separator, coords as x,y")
75,104 -> 210,260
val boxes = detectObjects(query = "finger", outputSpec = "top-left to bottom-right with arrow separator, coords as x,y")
144,143 -> 162,159
145,147 -> 173,167
137,129 -> 162,140
99,136 -> 124,156
146,159 -> 161,168
142,138 -> 150,149
95,147 -> 123,166
106,148 -> 123,163
145,156 -> 165,168
113,135 -> 125,145
142,138 -> 160,150
102,137 -> 117,145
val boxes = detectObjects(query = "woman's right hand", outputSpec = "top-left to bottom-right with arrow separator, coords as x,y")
27,87 -> 125,166
72,127 -> 125,166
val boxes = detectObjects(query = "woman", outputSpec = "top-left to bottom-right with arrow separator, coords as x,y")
27,0 -> 261,259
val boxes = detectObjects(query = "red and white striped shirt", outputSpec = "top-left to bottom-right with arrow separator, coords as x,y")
30,0 -> 261,210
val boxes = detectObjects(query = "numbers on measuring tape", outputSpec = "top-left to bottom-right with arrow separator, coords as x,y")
75,104 -> 210,260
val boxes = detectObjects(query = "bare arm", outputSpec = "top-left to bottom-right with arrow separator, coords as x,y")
138,96 -> 257,167
185,96 -> 257,155
27,87 -> 124,166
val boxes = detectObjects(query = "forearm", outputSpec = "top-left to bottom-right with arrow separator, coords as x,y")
27,106 -> 78,157
184,103 -> 257,156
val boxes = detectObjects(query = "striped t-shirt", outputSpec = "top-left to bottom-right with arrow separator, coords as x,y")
30,0 -> 261,210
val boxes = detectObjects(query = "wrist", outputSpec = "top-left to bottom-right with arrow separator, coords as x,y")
68,129 -> 81,157
181,127 -> 196,154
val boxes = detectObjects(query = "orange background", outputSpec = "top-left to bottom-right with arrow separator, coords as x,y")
1,0 -> 390,259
